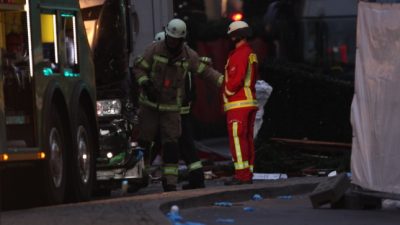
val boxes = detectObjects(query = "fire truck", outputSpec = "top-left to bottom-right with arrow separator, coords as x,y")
0,0 -> 173,207
0,0 -> 97,205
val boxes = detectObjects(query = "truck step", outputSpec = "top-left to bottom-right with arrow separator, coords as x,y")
7,140 -> 27,148
6,115 -> 31,125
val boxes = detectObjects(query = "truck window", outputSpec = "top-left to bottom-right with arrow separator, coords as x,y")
1,4 -> 35,147
80,3 -> 103,49
61,13 -> 79,76
302,17 -> 356,66
40,13 -> 59,73
0,10 -> 31,90
83,19 -> 96,48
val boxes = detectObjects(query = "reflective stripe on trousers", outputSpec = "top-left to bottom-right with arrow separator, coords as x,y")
188,161 -> 202,171
227,108 -> 255,181
163,164 -> 179,176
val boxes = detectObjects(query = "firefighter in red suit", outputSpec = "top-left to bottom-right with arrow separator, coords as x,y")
223,21 -> 258,185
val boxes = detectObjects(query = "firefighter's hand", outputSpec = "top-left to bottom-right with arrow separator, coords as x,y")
142,80 -> 158,102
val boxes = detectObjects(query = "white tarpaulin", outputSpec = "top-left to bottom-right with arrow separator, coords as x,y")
351,2 -> 400,194
254,80 -> 273,138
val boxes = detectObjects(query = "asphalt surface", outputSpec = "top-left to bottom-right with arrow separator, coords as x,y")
0,177 -> 322,225
5,176 -> 396,225
182,195 -> 400,225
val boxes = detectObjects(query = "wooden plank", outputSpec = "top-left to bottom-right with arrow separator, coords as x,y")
270,138 -> 352,148
269,138 -> 351,153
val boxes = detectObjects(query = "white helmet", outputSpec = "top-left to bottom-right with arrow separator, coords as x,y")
227,20 -> 249,34
154,31 -> 165,42
165,18 -> 187,38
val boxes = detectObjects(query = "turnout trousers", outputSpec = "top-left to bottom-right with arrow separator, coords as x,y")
226,108 -> 257,181
138,105 -> 181,190
179,114 -> 204,187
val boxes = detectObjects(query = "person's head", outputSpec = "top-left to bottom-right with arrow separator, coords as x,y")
227,21 -> 251,45
6,32 -> 24,56
154,31 -> 166,42
165,18 -> 187,54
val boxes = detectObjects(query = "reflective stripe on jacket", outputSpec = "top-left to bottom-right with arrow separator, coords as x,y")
223,43 -> 258,112
133,42 -> 223,112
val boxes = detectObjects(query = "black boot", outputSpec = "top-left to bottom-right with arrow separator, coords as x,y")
182,169 -> 205,190
162,177 -> 177,192
163,184 -> 177,192
162,142 -> 179,192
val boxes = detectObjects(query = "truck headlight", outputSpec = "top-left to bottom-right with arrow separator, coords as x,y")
97,99 -> 122,117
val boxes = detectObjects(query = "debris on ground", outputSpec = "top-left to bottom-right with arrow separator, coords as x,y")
204,170 -> 218,180
252,173 -> 288,180
166,205 -> 205,225
328,171 -> 338,177
216,218 -> 235,223
243,206 -> 255,212
382,199 -> 400,210
214,201 -> 233,207
251,194 -> 263,201
184,222 -> 206,225
277,195 -> 293,200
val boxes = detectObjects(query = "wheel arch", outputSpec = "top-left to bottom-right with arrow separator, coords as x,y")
70,82 -> 99,152
42,81 -> 72,152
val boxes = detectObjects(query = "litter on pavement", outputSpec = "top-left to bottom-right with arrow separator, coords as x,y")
214,201 -> 233,207
382,199 -> 400,210
167,205 -> 205,225
243,206 -> 255,212
184,222 -> 206,225
252,173 -> 288,180
328,171 -> 338,177
277,195 -> 293,200
216,218 -> 235,223
251,194 -> 263,201
204,170 -> 218,180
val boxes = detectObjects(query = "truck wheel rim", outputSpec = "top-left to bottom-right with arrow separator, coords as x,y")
49,128 -> 63,188
77,126 -> 90,184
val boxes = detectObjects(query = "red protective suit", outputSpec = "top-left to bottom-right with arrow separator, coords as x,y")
223,43 -> 258,181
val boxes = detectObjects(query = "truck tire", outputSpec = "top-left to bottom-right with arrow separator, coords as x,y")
42,103 -> 67,205
69,106 -> 95,201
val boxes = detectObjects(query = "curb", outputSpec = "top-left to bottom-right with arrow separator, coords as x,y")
156,176 -> 324,224
0,177 -> 325,225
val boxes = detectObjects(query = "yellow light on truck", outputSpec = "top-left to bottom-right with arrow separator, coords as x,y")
38,152 -> 46,159
1,154 -> 9,161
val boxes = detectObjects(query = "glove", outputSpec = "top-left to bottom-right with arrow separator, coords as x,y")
142,80 -> 158,102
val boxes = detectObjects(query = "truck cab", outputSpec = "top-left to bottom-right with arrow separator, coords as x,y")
79,0 -> 173,194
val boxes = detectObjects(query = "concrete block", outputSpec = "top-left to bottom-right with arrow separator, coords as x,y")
331,191 -> 382,210
309,173 -> 350,208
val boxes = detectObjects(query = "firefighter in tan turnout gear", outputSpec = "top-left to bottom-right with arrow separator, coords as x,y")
133,19 -> 223,192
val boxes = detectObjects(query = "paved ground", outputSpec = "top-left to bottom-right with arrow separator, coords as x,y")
0,177 -> 322,225
182,195 -> 400,225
